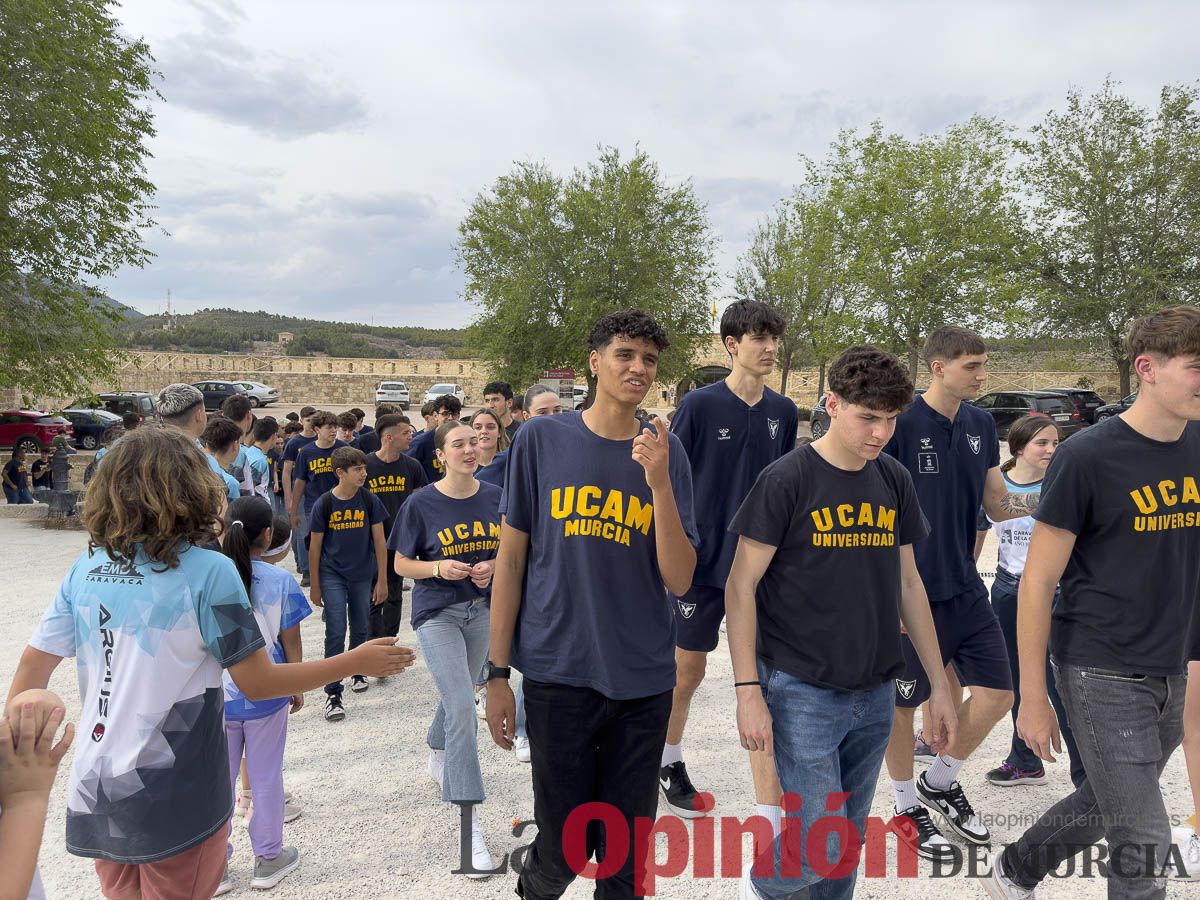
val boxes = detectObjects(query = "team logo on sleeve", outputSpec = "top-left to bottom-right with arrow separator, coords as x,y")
767,418 -> 780,439
896,678 -> 917,700
967,434 -> 982,455
677,600 -> 697,619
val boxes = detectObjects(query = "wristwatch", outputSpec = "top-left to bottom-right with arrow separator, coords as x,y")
485,661 -> 511,681
432,561 -> 441,578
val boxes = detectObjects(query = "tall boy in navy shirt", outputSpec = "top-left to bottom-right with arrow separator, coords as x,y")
882,326 -> 1039,857
307,446 -> 389,721
485,310 -> 698,899
661,299 -> 798,827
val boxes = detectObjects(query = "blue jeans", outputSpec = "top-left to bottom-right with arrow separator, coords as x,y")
752,663 -> 894,900
292,500 -> 310,574
992,568 -> 1085,786
1002,663 -> 1185,899
416,600 -> 490,803
4,485 -> 33,504
320,567 -> 371,696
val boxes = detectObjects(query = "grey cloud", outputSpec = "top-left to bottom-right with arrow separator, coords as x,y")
160,3 -> 368,139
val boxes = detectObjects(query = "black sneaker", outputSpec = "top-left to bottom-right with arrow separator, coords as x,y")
917,773 -> 990,844
894,805 -> 956,861
659,761 -> 706,819
300,573 -> 310,587
324,695 -> 345,722
351,675 -> 368,693
985,762 -> 1046,787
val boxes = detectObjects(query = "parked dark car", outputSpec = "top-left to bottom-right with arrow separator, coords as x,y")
1040,387 -> 1106,424
809,388 -> 925,439
971,391 -> 1083,438
192,381 -> 246,411
61,408 -> 124,450
1095,392 -> 1137,421
82,391 -> 158,422
0,410 -> 74,455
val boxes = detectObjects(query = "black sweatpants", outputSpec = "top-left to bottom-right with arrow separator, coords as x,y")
368,549 -> 405,639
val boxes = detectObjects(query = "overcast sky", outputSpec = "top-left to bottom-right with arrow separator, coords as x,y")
100,0 -> 1200,328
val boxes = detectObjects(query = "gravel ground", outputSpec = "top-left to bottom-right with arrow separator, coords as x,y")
1,515 -> 1194,899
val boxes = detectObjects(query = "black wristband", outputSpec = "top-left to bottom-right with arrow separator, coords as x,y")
734,681 -> 760,688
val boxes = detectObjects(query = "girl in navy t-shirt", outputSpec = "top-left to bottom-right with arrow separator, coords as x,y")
390,421 -> 501,877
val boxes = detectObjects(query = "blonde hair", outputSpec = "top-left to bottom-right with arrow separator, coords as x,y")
82,425 -> 224,569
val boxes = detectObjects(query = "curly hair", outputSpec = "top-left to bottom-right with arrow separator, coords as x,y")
82,425 -> 225,569
587,309 -> 669,353
827,346 -> 914,412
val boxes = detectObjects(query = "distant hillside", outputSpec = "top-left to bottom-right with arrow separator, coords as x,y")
120,308 -> 470,358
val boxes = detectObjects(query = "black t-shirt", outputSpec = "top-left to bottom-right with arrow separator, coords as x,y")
4,459 -> 28,490
357,430 -> 382,455
366,452 -> 427,539
505,420 -> 521,442
1035,417 -> 1200,676
266,447 -> 284,496
31,458 -> 51,489
729,444 -> 929,691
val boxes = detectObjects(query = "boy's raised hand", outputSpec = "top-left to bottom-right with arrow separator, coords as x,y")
632,416 -> 670,490
350,638 -> 417,678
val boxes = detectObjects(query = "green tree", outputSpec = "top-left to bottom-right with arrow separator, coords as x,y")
1019,79 -> 1200,395
459,147 -> 718,399
733,184 -> 859,397
827,118 -> 1030,373
0,0 -> 157,400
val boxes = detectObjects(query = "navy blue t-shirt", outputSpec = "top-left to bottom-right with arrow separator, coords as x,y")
406,429 -> 443,484
671,381 -> 798,587
294,440 -> 348,507
475,450 -> 509,489
308,488 -> 388,576
389,482 -> 502,630
500,412 -> 699,700
883,395 -> 999,602
282,433 -> 316,482
357,429 -> 382,456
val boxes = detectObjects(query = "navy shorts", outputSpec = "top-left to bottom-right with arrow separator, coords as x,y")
894,584 -> 1013,708
672,584 -> 726,652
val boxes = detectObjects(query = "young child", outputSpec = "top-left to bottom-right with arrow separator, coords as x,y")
30,448 -> 52,492
203,417 -> 244,503
0,688 -> 75,900
7,426 -> 414,899
308,446 -> 389,721
218,498 -> 311,893
243,418 -> 278,502
2,448 -> 32,504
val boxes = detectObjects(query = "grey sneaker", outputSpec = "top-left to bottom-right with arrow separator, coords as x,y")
283,800 -> 302,823
251,846 -> 300,890
215,868 -> 234,896
913,729 -> 937,765
982,850 -> 1036,898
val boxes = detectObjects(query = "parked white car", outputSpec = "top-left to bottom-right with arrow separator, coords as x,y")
423,383 -> 466,405
235,381 -> 279,408
375,381 -> 411,410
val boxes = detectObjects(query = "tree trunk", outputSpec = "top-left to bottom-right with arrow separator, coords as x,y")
817,361 -> 827,398
907,346 -> 919,379
1118,354 -> 1132,398
780,357 -> 791,396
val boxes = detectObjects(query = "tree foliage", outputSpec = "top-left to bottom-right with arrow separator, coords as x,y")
459,147 -> 718,394
824,118 -> 1030,373
0,0 -> 158,399
1019,79 -> 1200,395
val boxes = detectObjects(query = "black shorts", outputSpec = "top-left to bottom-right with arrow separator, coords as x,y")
894,584 -> 1013,708
672,584 -> 726,652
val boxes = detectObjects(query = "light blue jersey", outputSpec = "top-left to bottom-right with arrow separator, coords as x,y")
30,544 -> 264,863
223,560 -> 311,720
206,452 -> 240,502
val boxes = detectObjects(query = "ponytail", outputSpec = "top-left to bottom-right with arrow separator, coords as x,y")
221,497 -> 274,595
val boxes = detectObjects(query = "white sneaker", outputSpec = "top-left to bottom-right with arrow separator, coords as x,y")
514,736 -> 531,763
1170,827 -> 1200,880
474,687 -> 487,720
739,861 -> 763,899
428,748 -> 445,789
982,850 -> 1035,899
215,869 -> 234,896
465,808 -> 497,879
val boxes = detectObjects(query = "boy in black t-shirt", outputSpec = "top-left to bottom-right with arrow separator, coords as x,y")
365,414 -> 426,639
3,449 -> 33,504
728,347 -> 956,899
485,310 -> 698,899
991,306 -> 1200,898
308,446 -> 389,721
30,448 -> 51,491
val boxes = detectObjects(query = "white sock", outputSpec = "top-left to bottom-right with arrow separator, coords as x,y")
893,779 -> 919,813
661,742 -> 683,767
756,803 -> 782,838
925,753 -> 964,791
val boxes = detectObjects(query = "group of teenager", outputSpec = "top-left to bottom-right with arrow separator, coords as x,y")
4,300 -> 1200,900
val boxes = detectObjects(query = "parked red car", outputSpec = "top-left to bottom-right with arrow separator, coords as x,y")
0,410 -> 75,455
